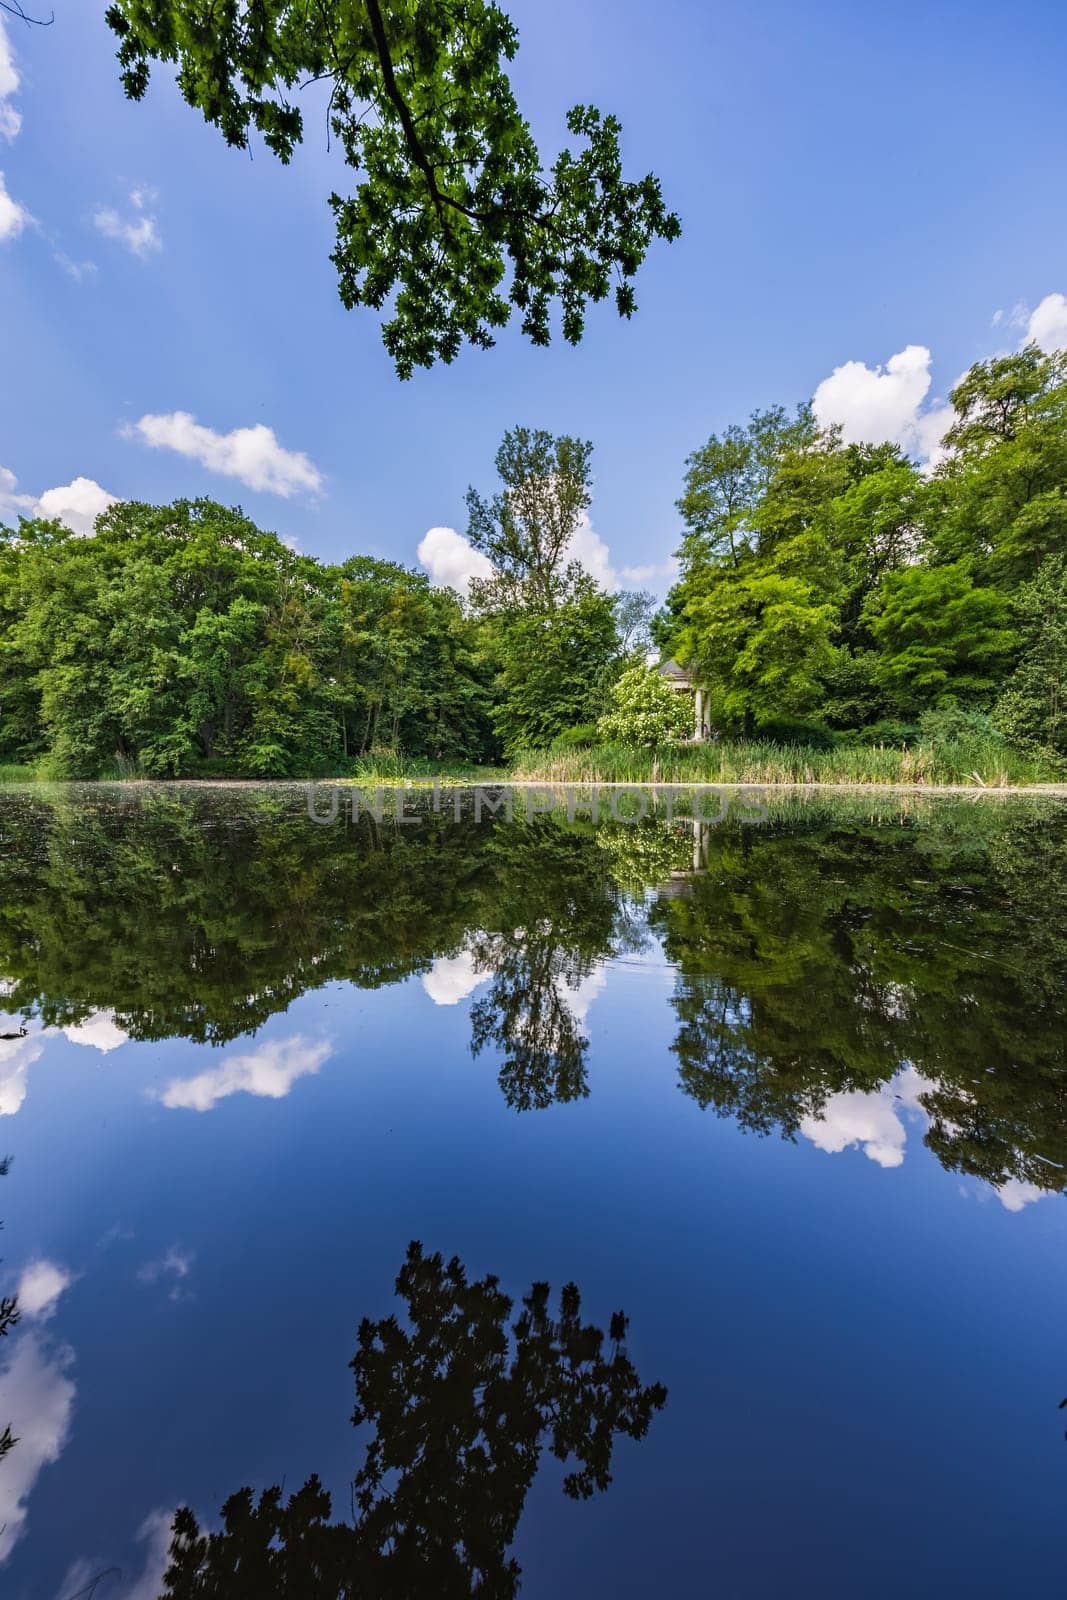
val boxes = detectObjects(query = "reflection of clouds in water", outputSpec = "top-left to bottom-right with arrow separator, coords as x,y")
137,1246 -> 194,1301
0,1027 -> 44,1116
0,1009 -> 129,1118
156,1034 -> 332,1112
802,1072 -> 1063,1213
423,951 -> 490,1006
0,1335 -> 76,1562
63,1010 -> 129,1053
557,967 -> 607,1029
995,1178 -> 1053,1213
55,1507 -> 173,1600
0,1261 -> 77,1559
14,1259 -> 74,1322
799,1065 -> 933,1170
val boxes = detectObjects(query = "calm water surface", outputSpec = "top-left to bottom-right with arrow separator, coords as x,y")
1,784 -> 1066,1597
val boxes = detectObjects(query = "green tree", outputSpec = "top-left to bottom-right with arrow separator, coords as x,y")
105,1 -> 680,378
867,561 -> 1015,714
678,567 -> 835,732
491,580 -> 619,753
994,554 -> 1067,763
676,405 -> 815,569
1,500 -> 496,776
466,427 -> 595,614
931,347 -> 1067,582
598,660 -> 691,748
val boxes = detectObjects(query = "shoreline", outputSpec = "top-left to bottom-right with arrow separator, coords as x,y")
3,777 -> 1067,797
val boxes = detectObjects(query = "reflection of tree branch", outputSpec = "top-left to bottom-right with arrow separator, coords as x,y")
0,2 -> 54,23
159,1243 -> 666,1597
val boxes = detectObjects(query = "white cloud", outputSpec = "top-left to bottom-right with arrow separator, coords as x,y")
1,468 -> 118,535
0,1334 -> 76,1561
155,1034 -> 332,1112
417,509 -> 674,601
36,477 -> 118,536
0,168 -> 29,242
422,950 -> 491,1006
811,343 -> 960,470
813,344 -> 933,449
1025,292 -> 1067,354
0,19 -> 21,141
53,251 -> 97,282
14,1260 -> 74,1323
417,526 -> 494,597
811,294 -> 1067,470
800,1065 -> 932,1170
137,1245 -> 194,1300
126,411 -> 324,498
994,1178 -> 1053,1213
0,1028 -> 44,1117
63,1011 -> 129,1054
619,558 -> 679,586
93,186 -> 161,259
568,510 -> 618,591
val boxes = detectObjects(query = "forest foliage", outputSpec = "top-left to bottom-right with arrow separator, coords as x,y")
0,429 -> 643,777
3,347 -> 1067,778
657,346 -> 1067,770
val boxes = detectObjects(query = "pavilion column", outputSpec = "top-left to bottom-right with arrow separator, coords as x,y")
694,687 -> 703,740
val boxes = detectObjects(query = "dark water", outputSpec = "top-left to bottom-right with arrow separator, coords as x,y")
1,783 -> 1066,1598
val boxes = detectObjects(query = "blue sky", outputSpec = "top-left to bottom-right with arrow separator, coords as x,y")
2,0 -> 1067,592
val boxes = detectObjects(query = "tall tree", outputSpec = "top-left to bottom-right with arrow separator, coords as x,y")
490,578 -> 619,753
466,426 -> 596,613
931,347 -> 1067,582
676,405 -> 815,569
104,1 -> 680,377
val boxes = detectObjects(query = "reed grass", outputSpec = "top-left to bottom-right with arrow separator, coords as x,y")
510,738 -> 1065,788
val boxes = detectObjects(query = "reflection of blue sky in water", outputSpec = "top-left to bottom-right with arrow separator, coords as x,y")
0,1010 -> 129,1117
1,842 -> 1066,1593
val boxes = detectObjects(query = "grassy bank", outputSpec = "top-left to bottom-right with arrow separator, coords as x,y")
0,756 -> 511,786
2,742 -> 1064,790
510,738 -> 1065,788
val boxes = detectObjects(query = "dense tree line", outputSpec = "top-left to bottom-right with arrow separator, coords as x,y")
4,349 -> 1067,776
656,346 -> 1067,765
0,429 -> 647,776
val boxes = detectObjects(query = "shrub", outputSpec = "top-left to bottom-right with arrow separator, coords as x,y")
598,663 -> 692,749
549,723 -> 599,751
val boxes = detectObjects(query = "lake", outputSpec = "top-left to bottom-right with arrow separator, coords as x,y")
1,783 -> 1066,1598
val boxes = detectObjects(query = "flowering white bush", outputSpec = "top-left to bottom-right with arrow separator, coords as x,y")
597,663 -> 693,749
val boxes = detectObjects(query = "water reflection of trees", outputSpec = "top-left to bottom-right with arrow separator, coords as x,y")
159,1242 -> 666,1599
467,822 -> 646,1110
651,808 -> 1067,1196
1,789 -> 1066,1194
